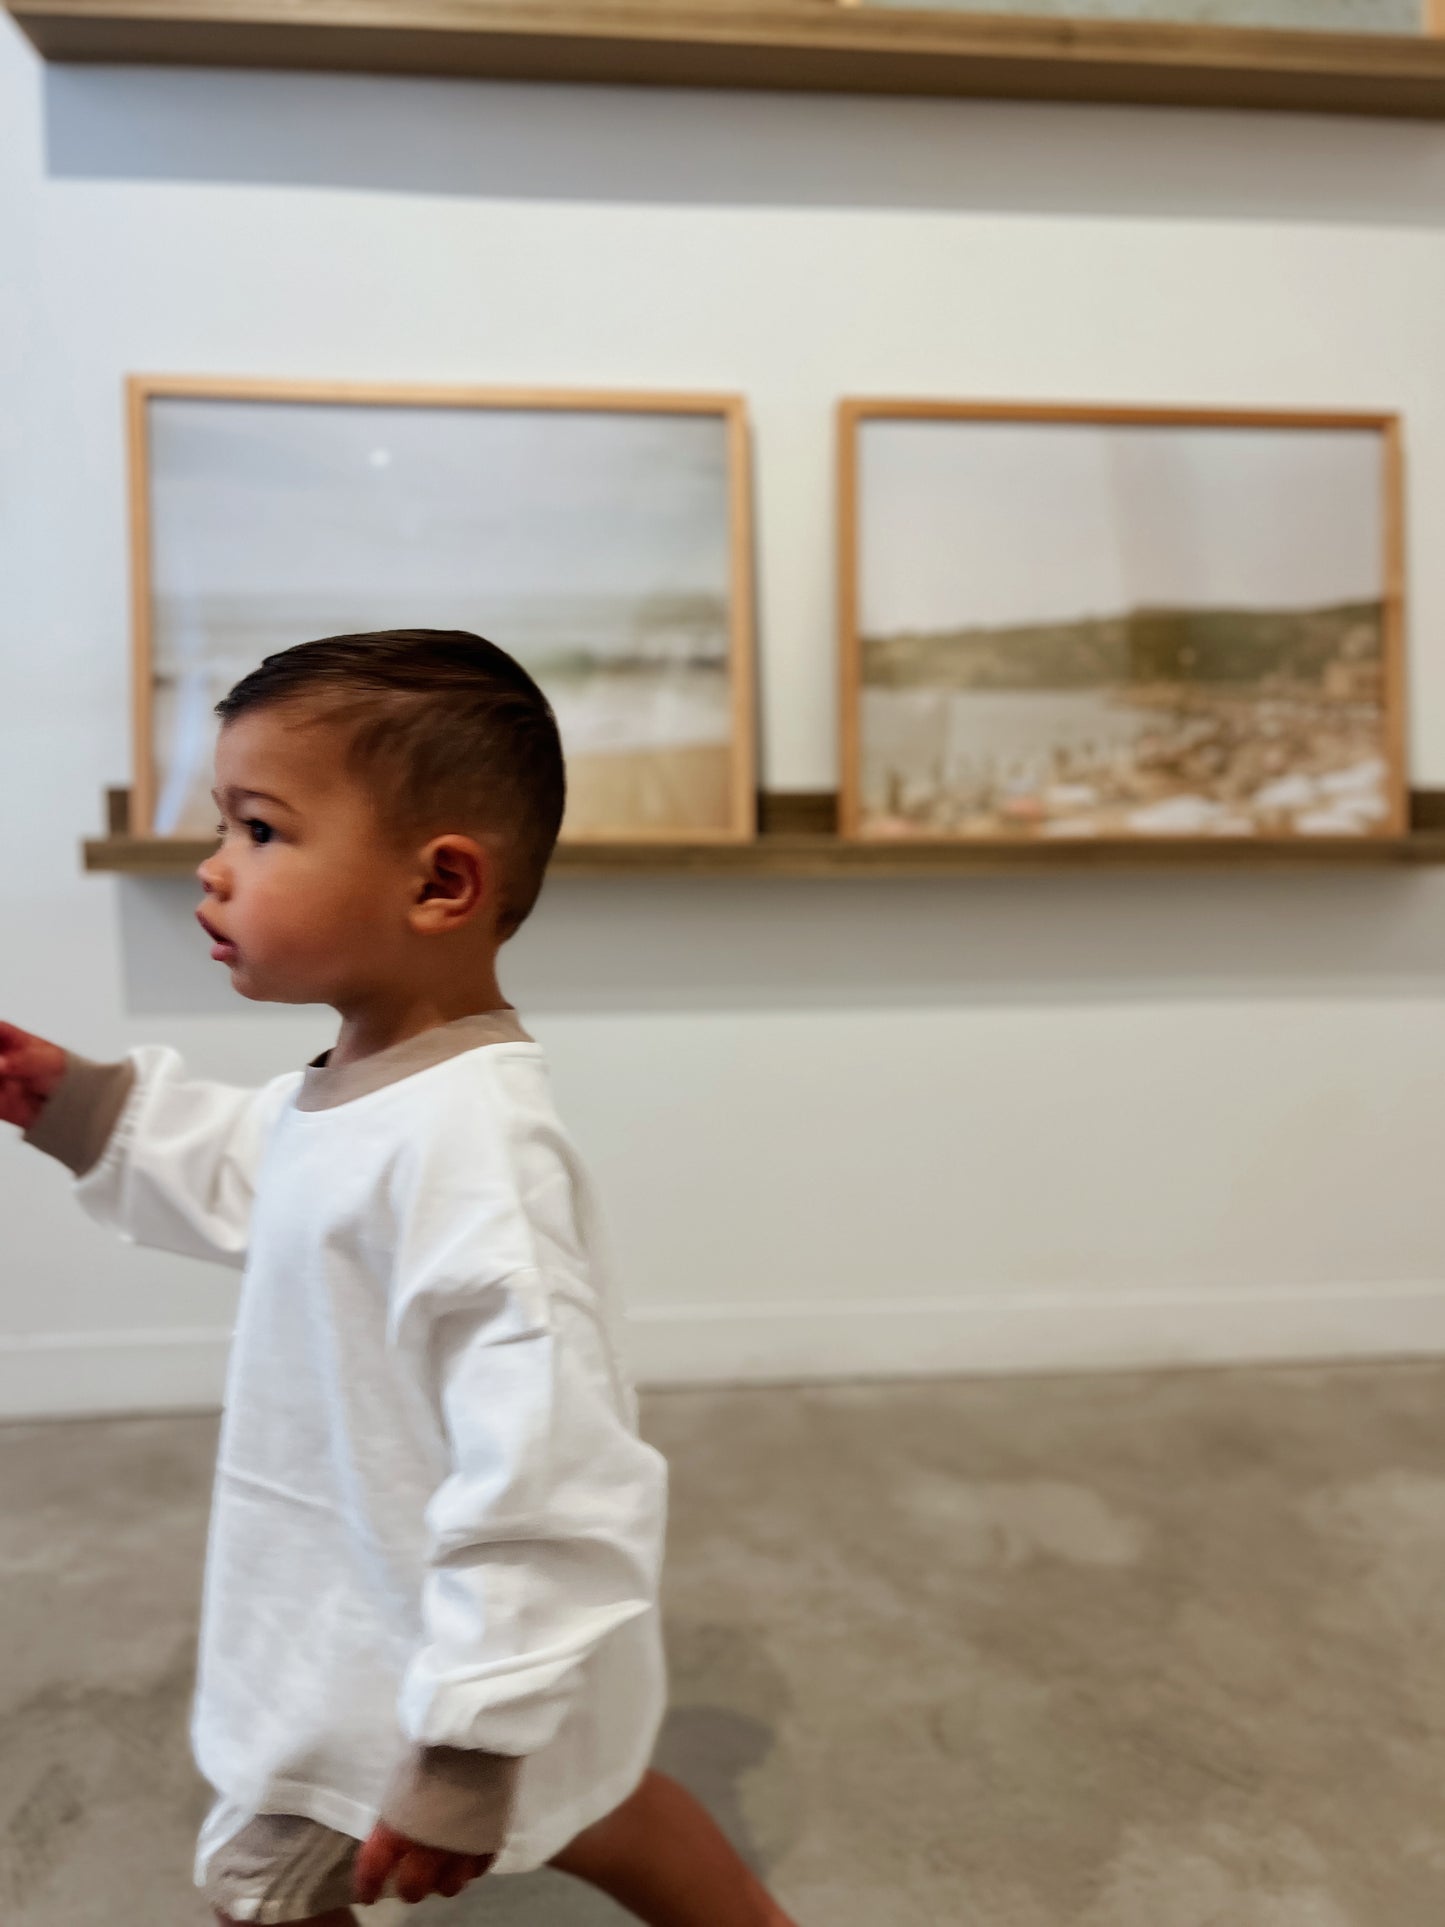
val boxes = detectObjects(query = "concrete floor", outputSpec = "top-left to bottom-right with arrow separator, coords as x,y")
5,1365 -> 1445,1925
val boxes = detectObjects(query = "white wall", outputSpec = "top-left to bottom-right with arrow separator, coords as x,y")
5,22 -> 1445,1416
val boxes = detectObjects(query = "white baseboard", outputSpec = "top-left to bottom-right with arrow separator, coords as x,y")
7,1284 -> 1445,1419
624,1281 -> 1445,1387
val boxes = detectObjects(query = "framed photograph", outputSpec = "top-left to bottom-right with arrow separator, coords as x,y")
839,401 -> 1406,843
128,376 -> 756,842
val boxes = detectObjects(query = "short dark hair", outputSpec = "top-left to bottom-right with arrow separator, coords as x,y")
215,629 -> 566,936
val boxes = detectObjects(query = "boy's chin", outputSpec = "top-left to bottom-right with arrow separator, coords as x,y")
225,963 -> 301,1005
223,956 -> 335,1008
232,971 -> 331,1017
225,964 -> 267,1003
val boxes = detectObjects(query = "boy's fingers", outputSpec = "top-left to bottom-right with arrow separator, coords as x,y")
352,1824 -> 486,1904
353,1826 -> 405,1905
435,1858 -> 470,1898
435,1854 -> 489,1897
394,1845 -> 450,1903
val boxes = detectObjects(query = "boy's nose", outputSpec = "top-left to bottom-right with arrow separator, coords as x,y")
196,851 -> 228,897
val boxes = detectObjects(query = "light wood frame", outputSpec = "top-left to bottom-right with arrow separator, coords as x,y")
838,398 -> 1407,846
127,374 -> 757,843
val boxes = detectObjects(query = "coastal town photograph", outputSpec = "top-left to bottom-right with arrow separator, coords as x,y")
851,412 -> 1399,840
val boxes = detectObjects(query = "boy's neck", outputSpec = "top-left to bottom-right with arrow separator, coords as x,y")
328,976 -> 511,1073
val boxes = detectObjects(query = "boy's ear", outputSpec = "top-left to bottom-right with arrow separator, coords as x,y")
410,834 -> 497,935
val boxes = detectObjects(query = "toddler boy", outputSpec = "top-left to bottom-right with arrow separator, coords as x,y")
0,630 -> 796,1927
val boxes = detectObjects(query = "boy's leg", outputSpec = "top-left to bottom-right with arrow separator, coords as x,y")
551,1770 -> 798,1927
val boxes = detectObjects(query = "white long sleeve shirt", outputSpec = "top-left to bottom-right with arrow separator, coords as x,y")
42,1014 -> 668,1875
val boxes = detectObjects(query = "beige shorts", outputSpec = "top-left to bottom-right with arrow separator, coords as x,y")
203,1812 -> 362,1923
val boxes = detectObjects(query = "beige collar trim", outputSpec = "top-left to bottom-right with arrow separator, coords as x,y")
295,1009 -> 534,1113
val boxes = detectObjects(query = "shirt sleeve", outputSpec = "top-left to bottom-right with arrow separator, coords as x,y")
36,1044 -> 297,1271
379,1742 -> 520,1858
24,1051 -> 137,1178
388,1235 -> 667,1833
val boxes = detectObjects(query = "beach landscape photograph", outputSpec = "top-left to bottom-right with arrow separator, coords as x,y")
841,404 -> 1404,844
133,380 -> 754,841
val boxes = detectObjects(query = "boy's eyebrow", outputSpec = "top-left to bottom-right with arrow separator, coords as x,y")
211,785 -> 295,812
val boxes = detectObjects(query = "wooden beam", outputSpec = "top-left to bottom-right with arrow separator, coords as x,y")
10,1 -> 1445,119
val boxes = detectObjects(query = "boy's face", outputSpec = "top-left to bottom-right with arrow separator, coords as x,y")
196,707 -> 415,1005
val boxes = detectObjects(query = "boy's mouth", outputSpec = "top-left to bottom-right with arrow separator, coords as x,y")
196,909 -> 239,964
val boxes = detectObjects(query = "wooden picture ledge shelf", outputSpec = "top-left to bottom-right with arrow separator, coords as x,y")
83,786 -> 1445,879
9,2 -> 1445,121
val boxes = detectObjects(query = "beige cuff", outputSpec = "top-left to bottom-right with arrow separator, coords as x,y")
380,1745 -> 520,1857
22,1052 -> 137,1178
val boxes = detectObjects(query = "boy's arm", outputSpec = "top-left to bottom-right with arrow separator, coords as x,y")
2,1021 -> 293,1270
379,1258 -> 666,1859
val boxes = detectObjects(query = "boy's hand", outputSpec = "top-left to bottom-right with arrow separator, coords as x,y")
0,1023 -> 67,1132
354,1821 -> 493,1906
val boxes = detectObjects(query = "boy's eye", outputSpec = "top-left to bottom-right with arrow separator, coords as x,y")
213,818 -> 275,845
